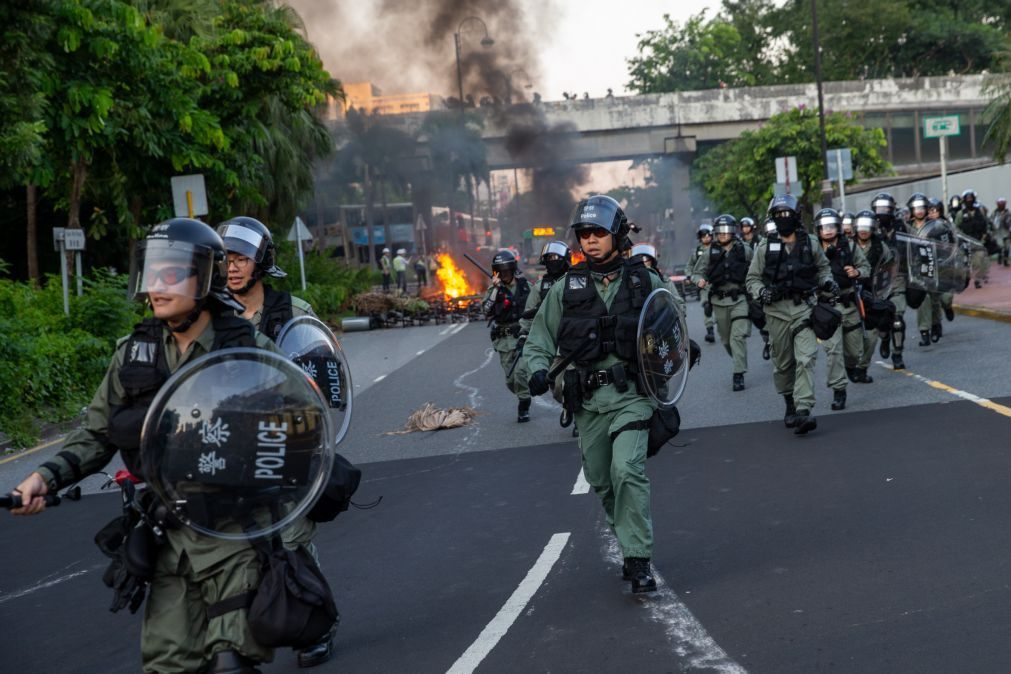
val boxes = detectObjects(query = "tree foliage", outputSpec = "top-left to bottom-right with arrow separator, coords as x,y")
629,0 -> 1011,94
692,108 -> 891,218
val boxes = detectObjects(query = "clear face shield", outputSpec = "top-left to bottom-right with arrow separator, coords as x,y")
128,239 -> 218,301
855,215 -> 876,239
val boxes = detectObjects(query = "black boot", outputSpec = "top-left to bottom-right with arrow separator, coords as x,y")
879,334 -> 891,359
296,624 -> 338,668
931,322 -> 942,342
783,394 -> 798,428
517,399 -> 531,423
853,367 -> 874,384
831,388 -> 847,411
762,341 -> 771,360
944,305 -> 955,321
793,409 -> 817,435
892,353 -> 905,370
622,557 -> 658,594
732,373 -> 744,391
846,367 -> 858,383
704,326 -> 715,343
208,651 -> 262,674
975,279 -> 982,289
918,330 -> 931,347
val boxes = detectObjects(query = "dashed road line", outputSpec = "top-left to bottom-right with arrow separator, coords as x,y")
450,322 -> 468,335
446,532 -> 571,674
416,349 -> 426,356
876,360 -> 1011,418
570,468 -> 590,495
373,374 -> 387,383
0,435 -> 66,465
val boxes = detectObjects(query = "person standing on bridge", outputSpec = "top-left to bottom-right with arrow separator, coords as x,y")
483,250 -> 533,422
695,214 -> 753,392
525,195 -> 678,594
688,223 -> 717,344
9,219 -> 289,673
747,195 -> 835,435
219,216 -> 338,669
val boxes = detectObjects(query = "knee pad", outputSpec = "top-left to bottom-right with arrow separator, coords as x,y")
891,317 -> 905,350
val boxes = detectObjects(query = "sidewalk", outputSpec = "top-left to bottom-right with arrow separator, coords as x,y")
953,258 -> 1011,322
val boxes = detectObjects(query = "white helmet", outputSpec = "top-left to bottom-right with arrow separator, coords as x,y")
397,248 -> 406,255
382,247 -> 391,254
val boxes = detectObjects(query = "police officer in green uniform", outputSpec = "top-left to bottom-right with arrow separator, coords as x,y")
520,241 -> 571,336
695,214 -> 752,391
814,208 -> 870,411
525,195 -> 671,594
852,210 -> 891,383
483,250 -> 532,422
688,224 -> 716,343
872,193 -> 909,370
11,219 -> 282,673
629,243 -> 687,316
955,189 -> 990,287
219,217 -> 334,668
927,198 -> 957,325
740,217 -> 759,249
905,194 -> 956,346
746,195 -> 835,435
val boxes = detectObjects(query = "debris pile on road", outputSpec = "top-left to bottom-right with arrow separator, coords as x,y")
385,403 -> 478,434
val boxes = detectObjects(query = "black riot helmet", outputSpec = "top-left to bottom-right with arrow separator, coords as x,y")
871,192 -> 897,228
853,210 -> 877,238
128,218 -> 244,314
841,211 -> 855,236
539,240 -> 571,278
629,243 -> 659,268
948,194 -> 961,213
217,216 -> 286,279
713,213 -> 739,237
768,194 -> 801,236
961,189 -> 978,208
740,216 -> 755,232
927,197 -> 945,218
491,249 -> 519,275
814,208 -> 842,239
568,195 -> 630,254
696,223 -> 714,240
907,192 -> 929,214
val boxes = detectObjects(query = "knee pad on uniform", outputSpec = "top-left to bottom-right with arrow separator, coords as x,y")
891,317 -> 905,350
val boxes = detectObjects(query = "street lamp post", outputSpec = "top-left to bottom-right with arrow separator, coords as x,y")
454,16 -> 494,113
811,0 -> 832,206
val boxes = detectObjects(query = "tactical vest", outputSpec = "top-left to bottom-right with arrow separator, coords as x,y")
762,231 -> 818,293
260,286 -> 293,342
706,241 -> 749,287
491,277 -> 531,324
538,276 -> 558,301
827,240 -> 857,290
862,236 -> 884,270
960,208 -> 988,239
556,260 -> 654,367
106,313 -> 257,478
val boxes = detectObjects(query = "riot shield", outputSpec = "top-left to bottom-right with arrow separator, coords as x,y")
141,348 -> 334,541
276,316 -> 353,447
896,232 -> 969,293
872,256 -> 896,299
637,288 -> 689,409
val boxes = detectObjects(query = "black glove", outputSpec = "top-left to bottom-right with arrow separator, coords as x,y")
688,339 -> 702,370
759,287 -> 775,305
528,369 -> 550,396
822,279 -> 840,295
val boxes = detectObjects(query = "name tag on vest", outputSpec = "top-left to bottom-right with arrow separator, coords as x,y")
769,242 -> 782,252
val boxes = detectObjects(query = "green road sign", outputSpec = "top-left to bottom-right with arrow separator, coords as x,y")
924,115 -> 961,138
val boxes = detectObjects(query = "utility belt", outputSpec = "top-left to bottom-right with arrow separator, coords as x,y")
711,287 -> 743,301
558,362 -> 638,424
490,323 -> 521,340
837,288 -> 856,308
770,287 -> 815,305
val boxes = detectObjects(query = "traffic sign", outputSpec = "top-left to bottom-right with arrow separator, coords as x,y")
826,148 -> 853,181
52,227 -> 65,252
772,181 -> 804,196
775,156 -> 798,185
924,115 -> 960,138
63,229 -> 86,251
287,216 -> 313,241
170,174 -> 208,217
415,215 -> 427,231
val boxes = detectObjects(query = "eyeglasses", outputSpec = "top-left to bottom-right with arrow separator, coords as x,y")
576,227 -> 610,240
145,266 -> 198,286
227,256 -> 252,269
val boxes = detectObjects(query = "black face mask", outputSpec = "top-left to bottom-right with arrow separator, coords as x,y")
775,220 -> 797,237
544,259 -> 569,278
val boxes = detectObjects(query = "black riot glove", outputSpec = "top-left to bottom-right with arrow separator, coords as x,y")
759,287 -> 776,305
688,339 -> 702,370
528,369 -> 550,397
822,279 -> 841,295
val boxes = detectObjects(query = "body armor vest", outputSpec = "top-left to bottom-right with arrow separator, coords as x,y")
260,286 -> 293,342
827,239 -> 857,290
706,241 -> 749,287
762,231 -> 818,293
106,313 -> 257,478
491,277 -> 531,324
538,276 -> 559,301
556,260 -> 654,367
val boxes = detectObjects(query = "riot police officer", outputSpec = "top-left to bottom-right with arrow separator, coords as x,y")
852,210 -> 893,383
841,212 -> 856,241
525,195 -> 676,594
740,217 -> 759,249
11,219 -> 286,673
906,195 -> 955,346
520,240 -> 571,335
695,214 -> 752,391
688,223 -> 716,343
872,192 -> 909,370
814,208 -> 870,410
746,195 -> 834,434
483,250 -> 532,422
631,243 -> 688,311
992,197 -> 1010,267
956,189 -> 990,287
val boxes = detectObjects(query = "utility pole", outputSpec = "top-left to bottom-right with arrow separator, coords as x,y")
811,0 -> 832,207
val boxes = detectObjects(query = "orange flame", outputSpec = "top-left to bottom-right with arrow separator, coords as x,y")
571,251 -> 586,265
436,254 -> 476,299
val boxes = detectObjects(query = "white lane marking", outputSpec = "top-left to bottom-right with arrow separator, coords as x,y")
599,525 -> 746,673
416,349 -> 426,356
570,468 -> 590,495
447,532 -> 571,674
0,563 -> 100,605
875,360 -> 1011,418
373,374 -> 386,383
451,322 -> 468,335
440,324 -> 455,335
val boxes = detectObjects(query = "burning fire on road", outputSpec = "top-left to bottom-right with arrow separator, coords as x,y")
435,254 -> 477,299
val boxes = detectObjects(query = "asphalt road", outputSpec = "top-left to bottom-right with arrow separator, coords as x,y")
2,300 -> 1011,673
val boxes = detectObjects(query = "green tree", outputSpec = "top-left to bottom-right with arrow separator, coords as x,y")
692,108 -> 891,218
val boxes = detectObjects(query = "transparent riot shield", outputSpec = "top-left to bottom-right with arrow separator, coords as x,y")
275,316 -> 353,447
141,348 -> 334,541
896,232 -> 970,293
637,288 -> 689,409
871,256 -> 896,300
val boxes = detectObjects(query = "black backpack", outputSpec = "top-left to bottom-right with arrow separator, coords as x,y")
307,453 -> 362,523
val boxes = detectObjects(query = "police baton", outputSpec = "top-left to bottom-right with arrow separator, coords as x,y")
506,335 -> 526,378
1,484 -> 81,510
462,253 -> 494,280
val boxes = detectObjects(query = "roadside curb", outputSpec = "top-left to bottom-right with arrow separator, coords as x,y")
953,304 -> 1011,324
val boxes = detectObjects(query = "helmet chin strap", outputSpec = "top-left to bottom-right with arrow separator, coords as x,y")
231,271 -> 263,297
168,298 -> 207,333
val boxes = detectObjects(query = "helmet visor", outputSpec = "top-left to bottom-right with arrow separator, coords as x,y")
217,223 -> 267,262
129,239 -> 216,301
872,198 -> 894,215
713,223 -> 737,236
855,214 -> 876,232
569,199 -> 620,233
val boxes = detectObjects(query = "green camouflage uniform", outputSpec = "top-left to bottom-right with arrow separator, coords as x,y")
746,234 -> 833,413
35,319 -> 286,673
695,240 -> 753,375
484,278 -> 530,402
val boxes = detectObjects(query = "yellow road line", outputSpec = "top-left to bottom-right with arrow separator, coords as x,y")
876,361 -> 1011,418
0,435 -> 66,465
